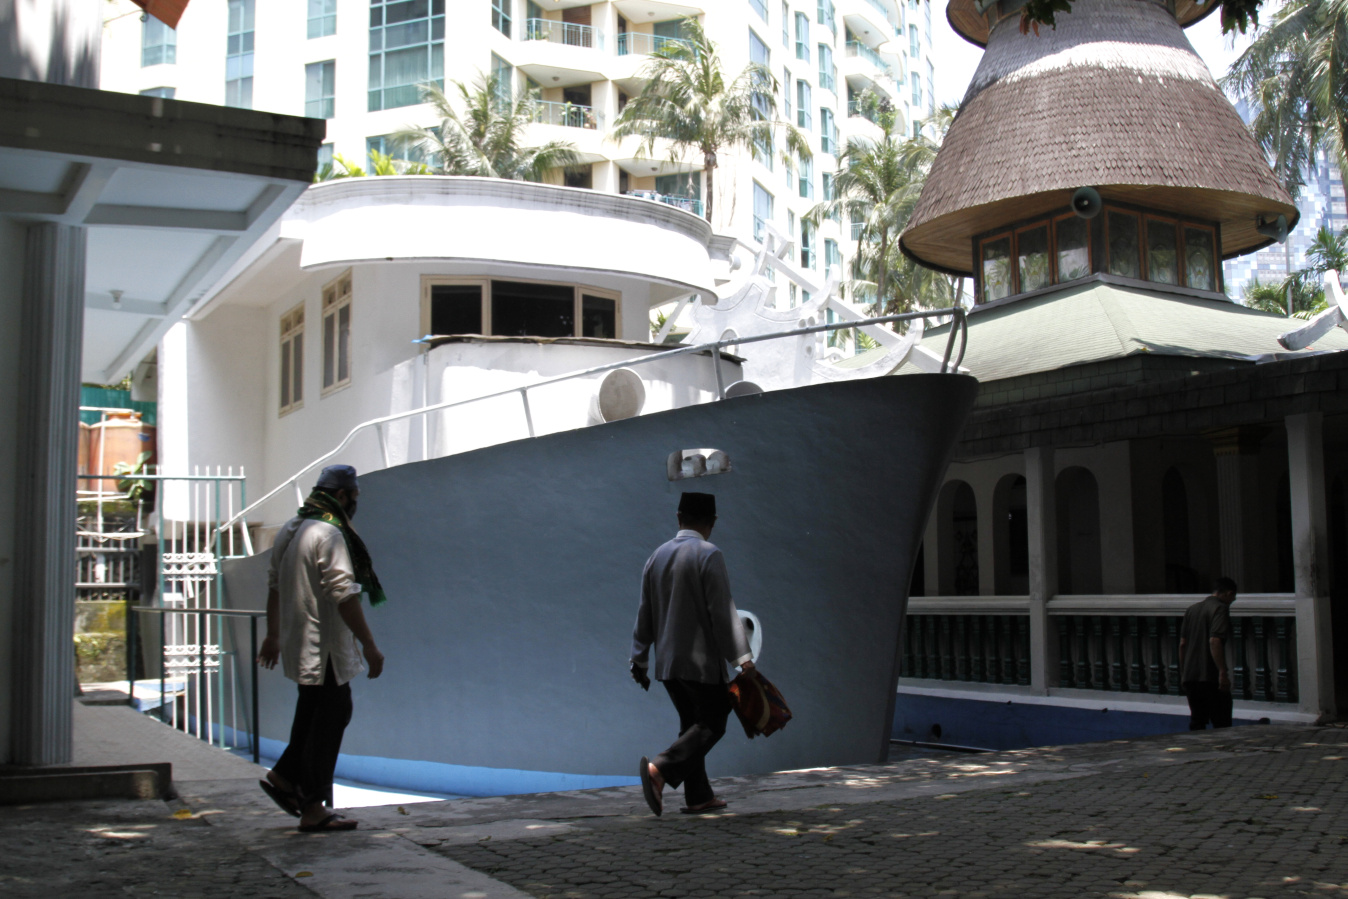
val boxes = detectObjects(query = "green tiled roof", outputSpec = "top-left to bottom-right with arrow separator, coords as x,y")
867,282 -> 1348,383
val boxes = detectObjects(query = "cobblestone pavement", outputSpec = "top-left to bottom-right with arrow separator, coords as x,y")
432,727 -> 1348,899
7,716 -> 1348,899
0,798 -> 315,899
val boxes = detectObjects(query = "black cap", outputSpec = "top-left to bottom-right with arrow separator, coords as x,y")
316,465 -> 359,490
678,492 -> 716,518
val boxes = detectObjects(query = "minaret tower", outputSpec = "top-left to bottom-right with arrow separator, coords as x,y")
901,0 -> 1298,305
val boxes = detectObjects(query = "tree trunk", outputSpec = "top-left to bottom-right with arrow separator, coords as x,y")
876,232 -> 890,316
703,148 -> 717,223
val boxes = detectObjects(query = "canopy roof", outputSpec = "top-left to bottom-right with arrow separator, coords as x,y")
901,0 -> 1296,275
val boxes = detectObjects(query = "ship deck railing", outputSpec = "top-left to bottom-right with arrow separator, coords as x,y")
214,308 -> 969,555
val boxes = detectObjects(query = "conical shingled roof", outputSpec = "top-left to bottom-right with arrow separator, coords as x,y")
900,0 -> 1297,275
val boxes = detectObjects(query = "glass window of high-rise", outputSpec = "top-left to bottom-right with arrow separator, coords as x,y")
794,12 -> 809,61
142,15 -> 176,67
911,72 -> 921,107
798,154 -> 813,199
305,61 -> 336,119
308,0 -> 337,38
139,87 -> 175,98
226,0 -> 255,108
753,182 -> 774,242
370,0 -> 445,112
782,1 -> 790,47
909,24 -> 919,58
796,79 -> 811,129
817,44 -> 834,93
492,0 -> 511,36
820,106 -> 835,154
928,60 -> 935,114
750,0 -> 769,22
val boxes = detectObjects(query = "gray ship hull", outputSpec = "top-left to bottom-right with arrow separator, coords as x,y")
223,374 -> 978,796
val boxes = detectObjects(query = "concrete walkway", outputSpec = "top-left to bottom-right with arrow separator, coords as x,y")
2,704 -> 1346,898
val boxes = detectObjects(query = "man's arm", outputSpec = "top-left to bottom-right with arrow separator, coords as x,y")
1209,636 -> 1229,692
338,597 -> 384,679
630,560 -> 654,689
257,587 -> 282,669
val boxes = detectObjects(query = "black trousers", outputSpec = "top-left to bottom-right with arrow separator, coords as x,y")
1184,681 -> 1233,730
652,679 -> 731,807
273,660 -> 353,807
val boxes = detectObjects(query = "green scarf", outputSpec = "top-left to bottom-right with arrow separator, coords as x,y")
297,489 -> 388,607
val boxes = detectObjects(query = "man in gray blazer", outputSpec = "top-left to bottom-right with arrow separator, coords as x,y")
631,492 -> 753,816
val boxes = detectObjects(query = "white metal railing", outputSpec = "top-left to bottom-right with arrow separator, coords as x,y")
846,40 -> 886,70
617,32 -> 694,56
525,18 -> 603,50
533,99 -> 602,129
216,310 -> 969,543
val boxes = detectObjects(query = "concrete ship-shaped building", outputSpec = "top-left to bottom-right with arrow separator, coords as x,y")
888,0 -> 1348,746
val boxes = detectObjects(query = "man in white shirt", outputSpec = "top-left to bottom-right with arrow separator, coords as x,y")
256,465 -> 385,832
631,492 -> 753,816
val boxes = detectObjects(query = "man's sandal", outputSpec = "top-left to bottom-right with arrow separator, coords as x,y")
680,798 -> 728,813
259,779 -> 302,817
639,756 -> 663,817
297,813 -> 358,833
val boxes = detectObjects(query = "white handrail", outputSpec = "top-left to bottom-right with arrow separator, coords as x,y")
214,307 -> 968,542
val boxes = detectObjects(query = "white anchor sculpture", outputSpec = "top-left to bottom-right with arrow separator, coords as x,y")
671,222 -> 957,392
1278,270 -> 1347,351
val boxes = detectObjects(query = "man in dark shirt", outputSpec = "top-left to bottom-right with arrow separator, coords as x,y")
1178,577 -> 1237,729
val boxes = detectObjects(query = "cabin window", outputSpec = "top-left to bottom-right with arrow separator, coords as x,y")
1145,217 -> 1179,285
980,234 -> 1012,303
1184,226 -> 1217,291
424,278 -> 621,340
279,303 -> 304,415
1054,215 -> 1090,281
1106,211 -> 1140,279
321,271 -> 352,395
1016,225 -> 1050,292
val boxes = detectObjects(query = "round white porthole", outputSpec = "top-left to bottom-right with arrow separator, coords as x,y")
738,610 -> 763,663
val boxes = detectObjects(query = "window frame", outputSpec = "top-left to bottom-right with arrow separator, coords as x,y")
794,12 -> 810,61
226,0 -> 255,109
420,276 -> 623,340
321,269 -> 353,396
1052,212 -> 1093,285
1142,214 -> 1182,286
279,302 -> 305,416
1182,223 -> 1220,292
492,0 -> 512,36
305,60 -> 336,119
1105,208 -> 1142,280
978,231 -> 1014,304
307,0 -> 337,38
1013,222 -> 1052,294
369,0 -> 446,112
142,14 -> 177,67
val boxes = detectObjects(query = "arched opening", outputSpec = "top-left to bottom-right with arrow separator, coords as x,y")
992,474 -> 1028,595
937,480 -> 979,596
1162,467 -> 1198,592
1276,472 -> 1294,592
1057,466 -> 1102,594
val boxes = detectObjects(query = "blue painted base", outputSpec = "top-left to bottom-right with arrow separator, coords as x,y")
177,713 -> 639,797
891,691 -> 1267,751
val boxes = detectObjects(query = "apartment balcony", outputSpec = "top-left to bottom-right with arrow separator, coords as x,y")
616,32 -> 695,57
842,44 -> 899,101
525,18 -> 604,50
626,189 -> 704,217
516,18 -> 606,89
533,100 -> 603,130
837,0 -> 892,46
845,40 -> 887,70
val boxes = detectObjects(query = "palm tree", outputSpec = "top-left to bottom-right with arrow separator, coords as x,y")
806,102 -> 952,315
1221,0 -> 1348,200
394,74 -> 581,181
610,17 -> 809,224
1243,276 -> 1325,316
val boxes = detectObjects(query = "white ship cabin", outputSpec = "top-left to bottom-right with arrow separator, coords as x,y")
165,176 -> 746,532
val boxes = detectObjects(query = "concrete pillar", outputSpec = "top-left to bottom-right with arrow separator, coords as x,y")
10,223 -> 85,765
1211,427 -> 1265,589
1025,446 -> 1057,692
1286,413 -> 1334,718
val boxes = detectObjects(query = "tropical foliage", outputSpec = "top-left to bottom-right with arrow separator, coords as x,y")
1242,226 -> 1348,317
1023,0 -> 1264,35
806,101 -> 958,316
611,17 -> 809,223
394,75 -> 581,180
315,150 -> 431,182
1221,0 -> 1348,200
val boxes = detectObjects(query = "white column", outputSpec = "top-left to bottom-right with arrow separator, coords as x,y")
1286,413 -> 1334,718
10,223 -> 85,765
1025,446 -> 1056,693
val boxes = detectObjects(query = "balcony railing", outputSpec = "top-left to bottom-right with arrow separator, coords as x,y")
845,40 -> 885,69
524,18 -> 603,50
901,597 -> 1301,704
533,100 -> 602,129
617,32 -> 695,56
864,0 -> 893,19
626,189 -> 704,216
847,98 -> 881,123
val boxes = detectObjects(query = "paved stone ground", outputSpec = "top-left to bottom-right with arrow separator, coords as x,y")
5,705 -> 1348,899
431,727 -> 1348,899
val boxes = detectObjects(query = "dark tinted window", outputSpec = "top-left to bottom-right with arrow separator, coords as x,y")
582,295 -> 616,338
491,280 -> 573,337
430,284 -> 482,335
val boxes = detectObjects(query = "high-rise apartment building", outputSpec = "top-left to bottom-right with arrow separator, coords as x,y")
101,0 -> 936,284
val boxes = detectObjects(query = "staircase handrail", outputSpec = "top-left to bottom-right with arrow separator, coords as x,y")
214,307 -> 968,546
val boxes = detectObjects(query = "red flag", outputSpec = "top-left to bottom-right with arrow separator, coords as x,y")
130,0 -> 190,30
